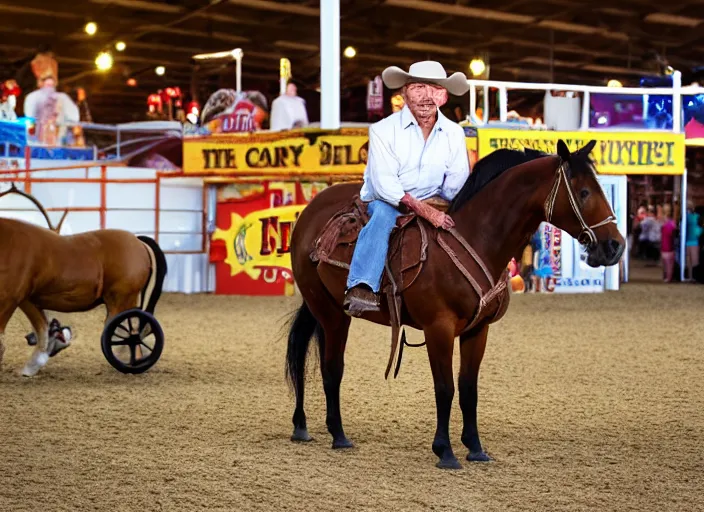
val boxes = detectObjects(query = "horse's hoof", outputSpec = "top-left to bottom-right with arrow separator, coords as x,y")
291,428 -> 313,442
467,451 -> 493,462
332,437 -> 354,449
436,457 -> 463,470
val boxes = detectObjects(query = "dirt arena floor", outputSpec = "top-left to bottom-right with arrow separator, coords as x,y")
2,265 -> 703,512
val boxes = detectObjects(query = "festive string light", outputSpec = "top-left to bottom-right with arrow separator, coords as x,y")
343,46 -> 356,58
126,78 -> 137,87
85,22 -> 97,36
115,41 -> 126,51
155,66 -> 166,76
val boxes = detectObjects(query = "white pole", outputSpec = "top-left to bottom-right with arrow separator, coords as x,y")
580,91 -> 590,130
673,70 -> 682,133
469,83 -> 476,122
236,55 -> 242,93
681,167 -> 688,282
320,0 -> 340,129
499,86 -> 507,122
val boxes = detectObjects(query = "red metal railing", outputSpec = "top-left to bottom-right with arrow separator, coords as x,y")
0,163 -> 206,254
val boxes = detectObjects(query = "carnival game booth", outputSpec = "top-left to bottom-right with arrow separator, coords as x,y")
469,71 -> 699,285
476,128 -> 684,293
184,127 -> 367,296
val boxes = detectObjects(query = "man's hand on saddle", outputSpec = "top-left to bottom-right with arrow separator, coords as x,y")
400,193 -> 455,230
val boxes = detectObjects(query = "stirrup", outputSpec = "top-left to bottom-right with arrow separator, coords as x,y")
343,286 -> 381,317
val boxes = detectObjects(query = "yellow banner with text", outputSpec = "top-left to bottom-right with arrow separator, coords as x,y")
477,129 -> 685,175
184,127 -> 479,176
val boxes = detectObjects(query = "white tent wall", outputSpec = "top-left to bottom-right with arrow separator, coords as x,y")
0,168 -> 213,294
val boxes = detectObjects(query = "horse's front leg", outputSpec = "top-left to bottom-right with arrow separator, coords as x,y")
459,324 -> 492,462
424,320 -> 461,469
19,301 -> 50,377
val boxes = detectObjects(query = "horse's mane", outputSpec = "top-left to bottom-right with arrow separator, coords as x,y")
448,147 -> 548,214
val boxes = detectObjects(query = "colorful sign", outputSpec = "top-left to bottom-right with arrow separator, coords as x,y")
477,128 -> 685,175
212,203 -> 305,289
367,76 -> 383,113
210,180 -> 331,295
184,128 -> 370,175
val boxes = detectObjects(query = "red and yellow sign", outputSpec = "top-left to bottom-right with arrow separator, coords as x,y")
212,203 -> 306,295
477,128 -> 685,175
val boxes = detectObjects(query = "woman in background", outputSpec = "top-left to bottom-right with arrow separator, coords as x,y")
661,204 -> 676,282
685,201 -> 701,281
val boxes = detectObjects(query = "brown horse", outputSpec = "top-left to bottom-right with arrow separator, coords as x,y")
285,139 -> 625,469
0,194 -> 167,377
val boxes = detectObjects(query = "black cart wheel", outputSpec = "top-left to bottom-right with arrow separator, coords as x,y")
101,309 -> 164,374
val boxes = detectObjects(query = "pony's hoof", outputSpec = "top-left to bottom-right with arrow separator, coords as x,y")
21,366 -> 38,377
436,457 -> 463,470
467,451 -> 493,462
332,437 -> 354,449
291,428 -> 313,442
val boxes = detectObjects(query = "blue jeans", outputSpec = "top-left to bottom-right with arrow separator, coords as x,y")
347,200 -> 402,293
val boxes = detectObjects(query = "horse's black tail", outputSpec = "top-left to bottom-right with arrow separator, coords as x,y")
285,301 -> 324,393
137,235 -> 168,314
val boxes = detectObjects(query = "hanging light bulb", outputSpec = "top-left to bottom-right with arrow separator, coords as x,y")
85,22 -> 97,36
115,41 -> 126,52
607,79 -> 623,87
469,58 -> 486,77
343,46 -> 356,58
95,52 -> 113,71
155,66 -> 166,76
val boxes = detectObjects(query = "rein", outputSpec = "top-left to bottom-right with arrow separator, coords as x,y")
543,159 -> 616,248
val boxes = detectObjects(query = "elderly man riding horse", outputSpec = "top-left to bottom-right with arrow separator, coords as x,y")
343,60 -> 471,316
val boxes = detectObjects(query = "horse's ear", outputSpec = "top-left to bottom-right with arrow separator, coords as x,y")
580,139 -> 597,155
556,139 -> 571,161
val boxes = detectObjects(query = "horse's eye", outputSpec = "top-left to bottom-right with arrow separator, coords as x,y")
580,188 -> 590,201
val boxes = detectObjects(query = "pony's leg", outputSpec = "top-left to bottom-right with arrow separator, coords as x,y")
0,300 -> 18,369
425,320 -> 461,469
319,313 -> 353,449
19,301 -> 50,377
459,325 -> 492,462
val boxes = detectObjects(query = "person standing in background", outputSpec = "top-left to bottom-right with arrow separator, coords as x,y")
660,204 -> 676,282
269,80 -> 309,131
639,206 -> 661,265
685,201 -> 701,281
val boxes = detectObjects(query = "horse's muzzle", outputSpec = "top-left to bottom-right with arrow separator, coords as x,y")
586,238 -> 624,268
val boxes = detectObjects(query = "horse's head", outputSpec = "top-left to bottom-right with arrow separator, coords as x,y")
546,139 -> 625,268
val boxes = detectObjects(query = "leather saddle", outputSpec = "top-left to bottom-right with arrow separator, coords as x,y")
310,195 -> 449,294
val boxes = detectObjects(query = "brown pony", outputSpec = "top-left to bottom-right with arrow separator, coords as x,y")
285,140 -> 625,469
0,187 -> 167,377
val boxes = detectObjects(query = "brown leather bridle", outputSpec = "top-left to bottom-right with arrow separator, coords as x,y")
543,159 -> 616,248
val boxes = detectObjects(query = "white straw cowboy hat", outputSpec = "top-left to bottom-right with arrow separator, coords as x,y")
382,60 -> 470,96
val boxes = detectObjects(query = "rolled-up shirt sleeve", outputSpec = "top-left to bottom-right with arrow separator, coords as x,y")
365,125 -> 405,206
440,128 -> 470,201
